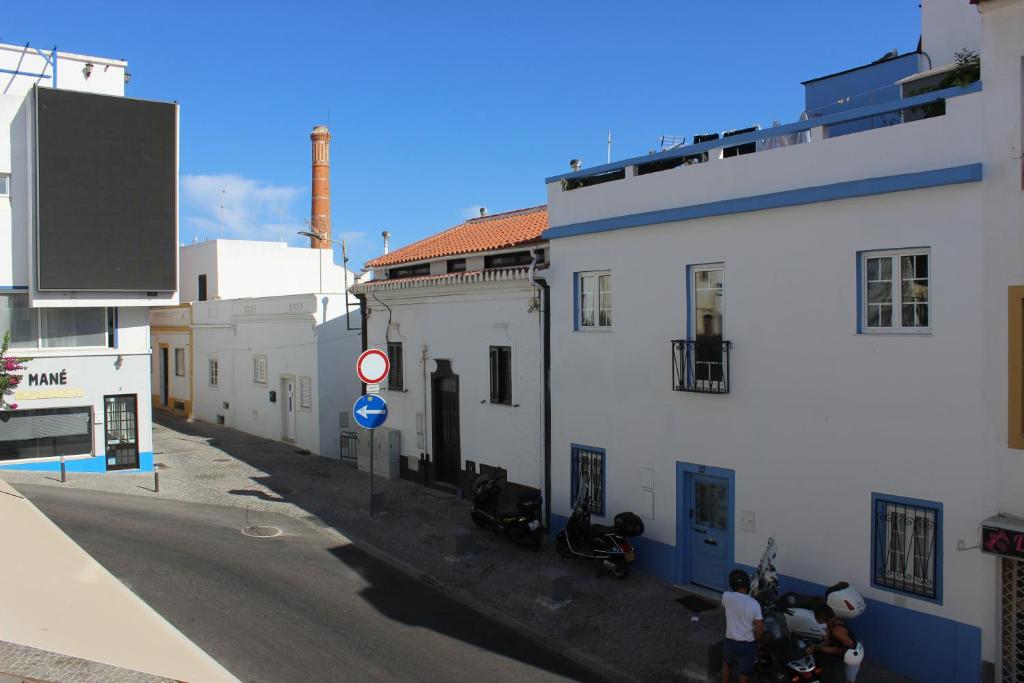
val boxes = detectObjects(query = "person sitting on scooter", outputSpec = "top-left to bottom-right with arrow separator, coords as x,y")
806,604 -> 859,683
722,569 -> 764,683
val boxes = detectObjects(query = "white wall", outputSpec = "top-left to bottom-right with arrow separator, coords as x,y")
922,0 -> 982,68
179,240 -> 357,302
363,277 -> 544,489
191,293 -> 360,455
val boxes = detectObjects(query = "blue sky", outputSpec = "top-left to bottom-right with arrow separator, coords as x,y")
6,1 -> 921,270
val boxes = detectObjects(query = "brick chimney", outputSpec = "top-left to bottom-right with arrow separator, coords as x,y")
309,125 -> 331,249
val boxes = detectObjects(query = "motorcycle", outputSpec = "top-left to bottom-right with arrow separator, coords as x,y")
749,537 -> 866,683
555,502 -> 644,578
470,472 -> 544,550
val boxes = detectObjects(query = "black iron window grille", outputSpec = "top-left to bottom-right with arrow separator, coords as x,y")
873,496 -> 940,601
672,339 -> 731,394
571,445 -> 605,516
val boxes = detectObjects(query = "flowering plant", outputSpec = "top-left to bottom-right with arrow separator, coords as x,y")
1,331 -> 30,411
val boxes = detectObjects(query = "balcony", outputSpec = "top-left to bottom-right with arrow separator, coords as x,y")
672,339 -> 731,394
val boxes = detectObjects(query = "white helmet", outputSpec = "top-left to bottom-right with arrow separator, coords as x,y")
844,642 -> 865,666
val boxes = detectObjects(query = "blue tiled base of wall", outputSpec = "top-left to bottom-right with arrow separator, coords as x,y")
548,512 -> 982,683
0,451 -> 154,474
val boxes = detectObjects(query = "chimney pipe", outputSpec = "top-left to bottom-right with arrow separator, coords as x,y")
309,125 -> 331,249
569,159 -> 582,171
382,230 -> 391,255
479,207 -> 487,217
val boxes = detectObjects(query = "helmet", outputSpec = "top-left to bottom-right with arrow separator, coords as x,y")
844,642 -> 864,666
728,569 -> 751,592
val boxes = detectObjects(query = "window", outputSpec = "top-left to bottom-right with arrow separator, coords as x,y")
253,355 -> 267,385
872,493 -> 941,602
299,376 -> 312,409
0,173 -> 10,197
861,250 -> 930,332
174,348 -> 185,377
577,271 -> 611,329
208,359 -> 218,387
485,250 -> 540,269
198,274 -> 207,302
387,342 -> 403,390
447,259 -> 466,273
387,263 -> 431,279
489,346 -> 512,405
691,264 -> 725,387
1010,286 -> 1024,448
0,295 -> 110,349
0,407 -> 93,461
571,445 -> 605,516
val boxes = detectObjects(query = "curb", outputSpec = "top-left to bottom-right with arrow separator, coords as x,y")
309,519 -> 636,683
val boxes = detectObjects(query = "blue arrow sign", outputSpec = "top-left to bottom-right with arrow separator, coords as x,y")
352,394 -> 388,430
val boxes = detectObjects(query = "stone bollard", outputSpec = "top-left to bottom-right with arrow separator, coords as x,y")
536,568 -> 572,609
444,529 -> 475,560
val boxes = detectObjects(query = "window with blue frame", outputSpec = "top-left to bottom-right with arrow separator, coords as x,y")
871,493 -> 942,602
571,444 -> 605,516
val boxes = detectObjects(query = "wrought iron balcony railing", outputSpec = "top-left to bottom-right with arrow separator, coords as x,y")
672,339 -> 731,394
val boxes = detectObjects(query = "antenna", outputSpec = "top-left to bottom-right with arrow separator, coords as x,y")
607,129 -> 612,163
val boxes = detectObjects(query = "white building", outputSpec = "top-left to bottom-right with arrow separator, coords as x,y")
542,1 -> 1020,680
151,240 -> 362,457
352,206 -> 548,494
0,42 -> 178,473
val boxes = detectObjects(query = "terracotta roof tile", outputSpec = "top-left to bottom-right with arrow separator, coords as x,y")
365,205 -> 547,268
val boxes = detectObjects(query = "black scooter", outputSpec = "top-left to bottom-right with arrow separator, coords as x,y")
555,503 -> 644,578
470,473 -> 544,550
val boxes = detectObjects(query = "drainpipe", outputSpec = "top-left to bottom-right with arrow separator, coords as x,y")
356,293 -> 368,395
421,344 -> 429,481
528,249 -> 552,531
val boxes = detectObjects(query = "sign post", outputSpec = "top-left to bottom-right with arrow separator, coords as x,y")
354,351 -> 390,516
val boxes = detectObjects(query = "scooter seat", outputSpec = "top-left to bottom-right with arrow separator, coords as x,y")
781,591 -> 823,611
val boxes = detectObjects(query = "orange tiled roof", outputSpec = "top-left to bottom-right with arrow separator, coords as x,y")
365,205 -> 547,268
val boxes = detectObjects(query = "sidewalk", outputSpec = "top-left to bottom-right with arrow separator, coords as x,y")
0,415 -> 913,683
0,476 -> 239,683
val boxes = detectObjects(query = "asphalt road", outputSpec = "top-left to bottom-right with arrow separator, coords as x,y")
18,485 -> 606,683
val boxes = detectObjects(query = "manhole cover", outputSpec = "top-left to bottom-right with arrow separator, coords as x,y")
242,526 -> 282,538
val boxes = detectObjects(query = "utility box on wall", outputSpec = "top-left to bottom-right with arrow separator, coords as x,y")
357,427 -> 401,480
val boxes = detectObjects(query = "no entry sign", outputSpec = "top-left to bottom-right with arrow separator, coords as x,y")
356,348 -> 390,385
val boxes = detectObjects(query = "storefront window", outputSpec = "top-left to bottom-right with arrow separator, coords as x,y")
0,407 -> 93,460
0,294 -> 108,349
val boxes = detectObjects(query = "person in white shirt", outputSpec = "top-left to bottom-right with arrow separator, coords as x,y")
722,568 -> 764,683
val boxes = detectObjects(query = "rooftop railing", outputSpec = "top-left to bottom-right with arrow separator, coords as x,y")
549,81 -> 982,190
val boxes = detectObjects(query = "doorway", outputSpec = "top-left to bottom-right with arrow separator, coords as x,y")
281,376 -> 296,442
676,463 -> 734,591
104,394 -> 139,470
159,346 -> 169,406
431,360 -> 461,485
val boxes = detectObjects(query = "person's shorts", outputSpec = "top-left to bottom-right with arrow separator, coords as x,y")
723,638 -> 757,675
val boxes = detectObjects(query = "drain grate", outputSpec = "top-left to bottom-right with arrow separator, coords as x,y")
675,595 -> 718,613
242,526 -> 282,538
213,458 -> 231,463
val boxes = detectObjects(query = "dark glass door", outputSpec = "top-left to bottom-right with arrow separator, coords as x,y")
104,394 -> 139,470
431,361 -> 460,485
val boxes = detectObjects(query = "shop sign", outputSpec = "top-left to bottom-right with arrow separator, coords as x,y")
982,525 -> 1024,559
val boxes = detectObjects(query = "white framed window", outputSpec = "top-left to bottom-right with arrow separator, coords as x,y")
208,359 -> 218,387
253,355 -> 267,385
861,250 -> 930,332
0,173 -> 10,197
576,271 -> 611,329
174,348 -> 185,377
299,376 -> 312,410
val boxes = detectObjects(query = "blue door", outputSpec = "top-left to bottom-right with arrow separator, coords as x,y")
688,473 -> 730,590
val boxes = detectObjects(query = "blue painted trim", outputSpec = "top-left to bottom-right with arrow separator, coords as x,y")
0,451 -> 154,474
543,164 -> 983,241
545,82 -> 983,184
0,286 -> 29,291
675,462 -> 735,588
870,492 -> 943,605
572,272 -> 580,331
570,443 -> 607,518
856,253 -> 864,333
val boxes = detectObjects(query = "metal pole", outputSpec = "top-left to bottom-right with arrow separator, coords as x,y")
374,428 -> 378,518
154,469 -> 160,493
60,456 -> 66,483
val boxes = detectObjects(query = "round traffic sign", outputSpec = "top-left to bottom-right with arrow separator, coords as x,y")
353,394 -> 388,430
357,348 -> 390,385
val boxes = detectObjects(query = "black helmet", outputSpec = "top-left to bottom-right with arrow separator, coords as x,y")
728,569 -> 751,592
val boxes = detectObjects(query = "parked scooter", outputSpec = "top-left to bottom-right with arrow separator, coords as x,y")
470,472 -> 544,550
555,502 -> 644,578
749,537 -> 866,682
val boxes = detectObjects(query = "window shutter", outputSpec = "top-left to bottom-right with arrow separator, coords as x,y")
489,347 -> 499,403
500,347 -> 512,404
